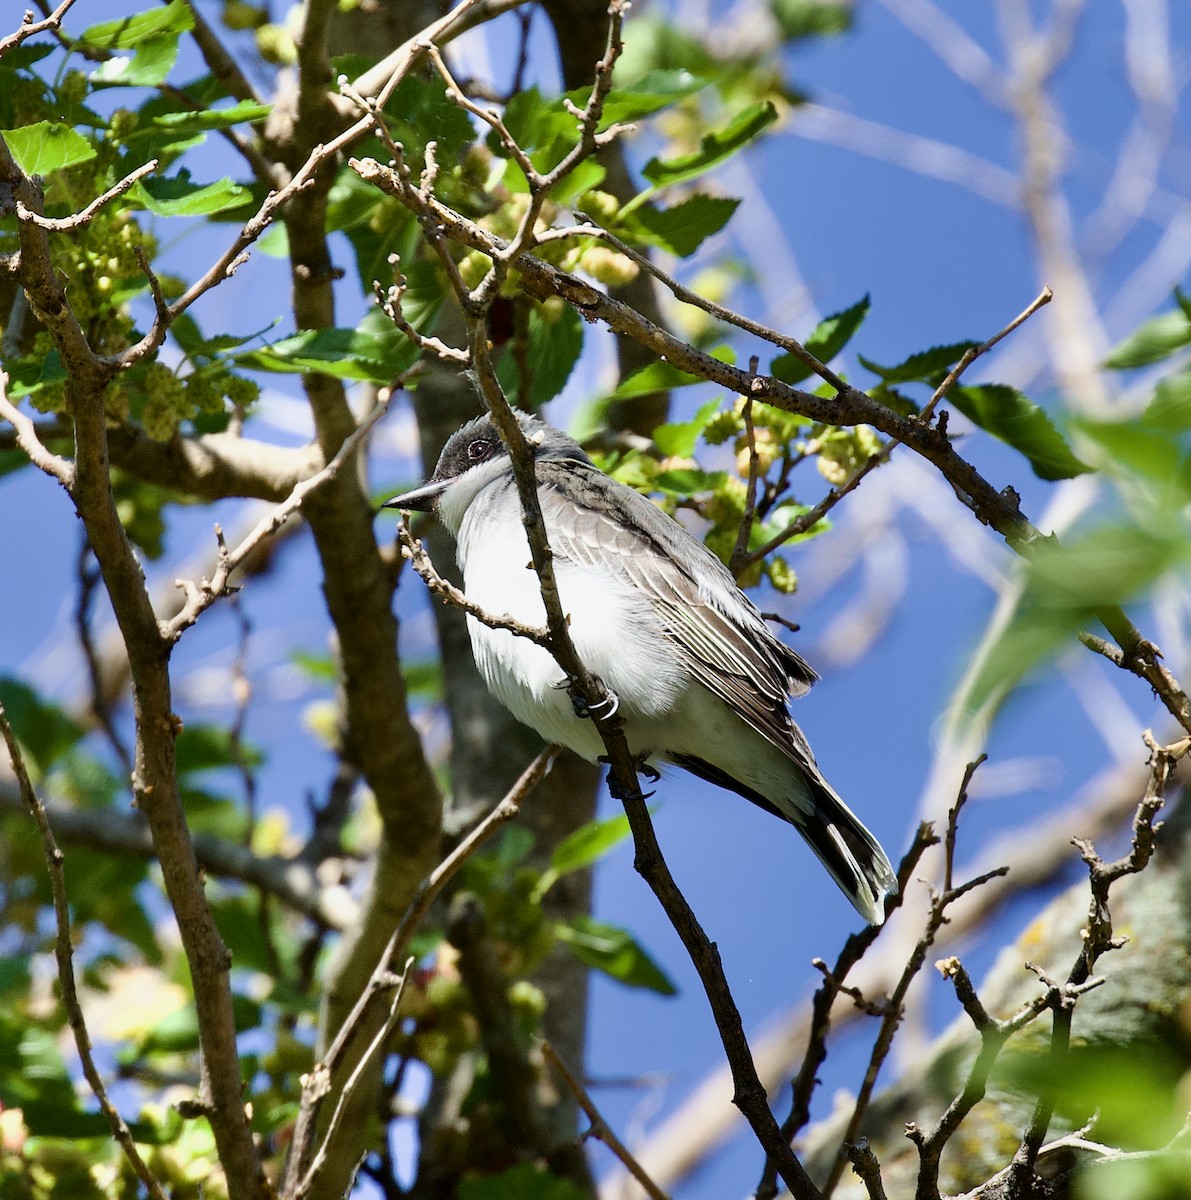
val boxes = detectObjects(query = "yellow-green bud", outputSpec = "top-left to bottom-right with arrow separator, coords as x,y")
579,245 -> 639,288
221,0 -> 266,30
255,23 -> 296,64
224,375 -> 260,409
108,109 -> 138,141
703,408 -> 744,446
59,71 -> 89,105
766,556 -> 798,595
576,189 -> 619,222
104,382 -> 131,423
141,392 -> 180,442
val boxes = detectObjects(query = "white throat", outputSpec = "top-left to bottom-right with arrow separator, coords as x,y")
437,455 -> 512,539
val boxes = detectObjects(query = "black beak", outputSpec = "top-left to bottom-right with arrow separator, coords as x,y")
380,477 -> 452,512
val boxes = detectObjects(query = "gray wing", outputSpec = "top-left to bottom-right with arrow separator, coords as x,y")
535,459 -> 818,758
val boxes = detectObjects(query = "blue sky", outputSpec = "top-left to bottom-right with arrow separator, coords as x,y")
3,1 -> 1189,1195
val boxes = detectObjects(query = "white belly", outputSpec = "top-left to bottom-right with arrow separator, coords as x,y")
455,505 -> 688,762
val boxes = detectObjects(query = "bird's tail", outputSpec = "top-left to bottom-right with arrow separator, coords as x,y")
789,773 -> 899,926
669,751 -> 898,925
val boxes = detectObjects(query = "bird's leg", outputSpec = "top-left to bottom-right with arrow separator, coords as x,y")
559,677 -> 620,721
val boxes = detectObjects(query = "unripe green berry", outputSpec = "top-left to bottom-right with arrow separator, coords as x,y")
30,380 -> 67,414
224,375 -> 260,409
59,71 -> 89,105
579,245 -> 638,288
141,393 -> 180,442
766,556 -> 798,595
703,408 -> 744,446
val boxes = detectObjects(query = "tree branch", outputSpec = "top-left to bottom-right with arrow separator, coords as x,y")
0,704 -> 167,1199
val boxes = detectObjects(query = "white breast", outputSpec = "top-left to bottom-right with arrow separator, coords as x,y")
453,482 -> 688,761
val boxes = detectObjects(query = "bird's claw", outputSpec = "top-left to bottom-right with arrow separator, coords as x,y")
563,678 -> 620,721
597,751 -> 659,799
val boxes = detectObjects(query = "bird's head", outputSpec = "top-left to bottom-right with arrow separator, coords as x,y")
381,410 -> 589,533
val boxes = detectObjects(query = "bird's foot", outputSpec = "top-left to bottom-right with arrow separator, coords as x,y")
560,677 -> 620,721
597,751 -> 660,800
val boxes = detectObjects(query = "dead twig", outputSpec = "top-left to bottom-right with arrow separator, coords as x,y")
1006,730 -> 1187,1194
755,824 -> 937,1200
543,1041 -> 671,1200
14,160 -> 158,232
821,757 -> 1003,1198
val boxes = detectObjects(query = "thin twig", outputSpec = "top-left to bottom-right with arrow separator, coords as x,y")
164,395 -> 393,640
397,520 -> 552,647
282,748 -> 558,1194
0,370 -> 74,488
755,824 -> 937,1200
14,160 -> 158,231
822,758 -> 999,1198
0,0 -> 78,56
567,217 -> 849,392
543,1041 -> 671,1200
728,395 -> 761,576
295,960 -> 414,1199
845,1139 -> 889,1200
1007,729 -> 1184,1193
919,286 -> 1054,423
374,259 -> 470,365
0,705 -> 168,1200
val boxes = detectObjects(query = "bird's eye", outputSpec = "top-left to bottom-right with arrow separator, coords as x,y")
467,438 -> 493,462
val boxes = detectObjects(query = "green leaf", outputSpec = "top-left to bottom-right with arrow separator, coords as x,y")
961,523 -> 1187,718
550,814 -> 633,875
131,171 -> 253,216
236,325 -> 419,383
0,678 -> 85,776
653,398 -> 721,456
555,916 -> 677,994
1142,369 -> 1191,433
948,384 -> 1093,481
1075,416 -> 1183,486
610,346 -> 735,401
531,812 -> 634,901
1,122 -> 97,175
858,340 -> 980,385
92,32 -> 182,87
567,68 -> 707,127
772,0 -> 853,39
642,101 -> 778,188
136,992 -> 261,1055
175,724 -> 263,776
655,466 -> 727,494
152,100 -> 272,131
499,86 -> 576,156
629,194 -> 740,257
495,303 -> 584,406
1104,307 -> 1191,369
0,43 -> 54,73
771,295 -> 871,385
380,73 -> 476,168
402,658 -> 443,698
459,1164 -> 589,1200
290,650 -> 337,683
79,0 -> 193,49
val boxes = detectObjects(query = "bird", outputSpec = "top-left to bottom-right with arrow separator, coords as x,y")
383,409 -> 899,924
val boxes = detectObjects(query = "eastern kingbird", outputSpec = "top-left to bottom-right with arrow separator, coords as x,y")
385,411 -> 898,924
